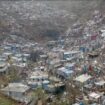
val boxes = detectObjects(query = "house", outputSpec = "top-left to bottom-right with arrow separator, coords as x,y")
3,52 -> 13,57
39,54 -> 48,64
11,53 -> 28,67
48,51 -> 60,59
0,62 -> 9,75
100,29 -> 105,38
72,103 -> 80,105
47,41 -> 56,49
0,56 -> 7,62
95,80 -> 105,89
12,62 -> 27,68
27,71 -> 49,88
88,92 -> 102,103
88,52 -> 99,59
79,46 -> 89,53
1,83 -> 32,104
49,76 -> 61,83
23,53 -> 30,59
40,54 -> 48,60
65,63 -> 75,70
75,74 -> 92,84
57,67 -> 74,79
62,51 -> 82,61
44,82 -> 65,94
49,59 -> 62,69
57,39 -> 65,46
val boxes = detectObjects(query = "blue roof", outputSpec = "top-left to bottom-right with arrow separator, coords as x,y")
60,68 -> 73,74
64,70 -> 73,74
66,63 -> 75,67
58,67 -> 74,75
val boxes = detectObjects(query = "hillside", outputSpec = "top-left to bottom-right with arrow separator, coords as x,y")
0,0 -> 105,42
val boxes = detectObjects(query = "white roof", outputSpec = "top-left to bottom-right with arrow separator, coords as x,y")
50,59 -> 60,65
73,103 -> 79,105
0,62 -> 6,67
29,71 -> 48,79
15,54 -> 22,57
0,66 -> 8,72
101,29 -> 105,33
66,57 -> 75,61
58,67 -> 67,71
1,83 -> 30,93
0,61 -> 8,72
23,54 -> 30,57
42,80 -> 50,84
12,63 -> 27,67
89,92 -> 101,99
12,56 -> 22,61
95,80 -> 105,86
75,74 -> 92,83
3,52 -> 12,56
64,51 -> 80,55
65,63 -> 75,67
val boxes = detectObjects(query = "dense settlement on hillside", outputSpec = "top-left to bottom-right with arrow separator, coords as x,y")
0,10 -> 105,105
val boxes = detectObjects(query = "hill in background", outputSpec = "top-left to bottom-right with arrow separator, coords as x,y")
0,0 -> 105,42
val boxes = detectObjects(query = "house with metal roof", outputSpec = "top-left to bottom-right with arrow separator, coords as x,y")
1,83 -> 33,104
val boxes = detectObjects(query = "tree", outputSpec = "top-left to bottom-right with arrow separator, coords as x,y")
30,50 -> 44,62
45,29 -> 60,40
8,66 -> 20,82
65,77 -> 81,104
34,88 -> 47,105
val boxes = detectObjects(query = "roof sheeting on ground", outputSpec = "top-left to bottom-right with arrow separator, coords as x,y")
89,92 -> 101,99
75,74 -> 92,83
1,83 -> 30,93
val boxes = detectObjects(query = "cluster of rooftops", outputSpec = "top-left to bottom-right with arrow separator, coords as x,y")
1,10 -> 105,105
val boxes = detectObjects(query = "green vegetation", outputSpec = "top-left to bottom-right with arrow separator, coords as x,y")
8,66 -> 20,82
0,93 -> 18,105
0,66 -> 20,88
34,88 -> 48,105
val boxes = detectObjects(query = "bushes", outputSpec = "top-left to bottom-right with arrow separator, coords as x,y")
45,29 -> 60,40
30,50 -> 43,62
